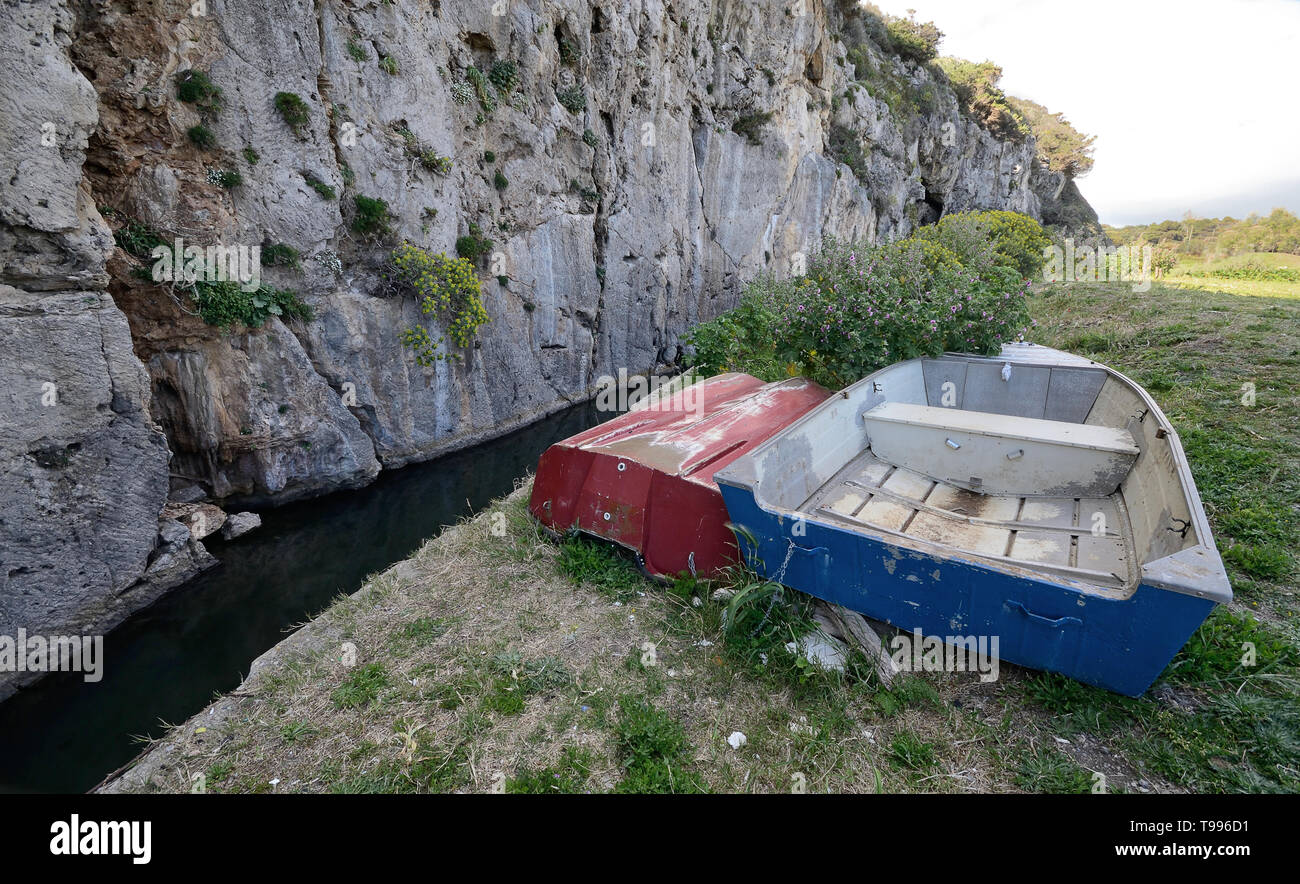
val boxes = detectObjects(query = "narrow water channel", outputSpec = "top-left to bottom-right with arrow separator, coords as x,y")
0,401 -> 608,794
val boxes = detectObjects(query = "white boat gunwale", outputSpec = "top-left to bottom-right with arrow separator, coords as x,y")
714,343 -> 1231,605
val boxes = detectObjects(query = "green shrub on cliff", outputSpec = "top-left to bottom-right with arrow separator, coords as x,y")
885,15 -> 942,63
488,60 -> 519,94
351,194 -> 392,237
935,58 -> 1029,142
420,151 -> 453,175
686,211 -> 1042,388
175,69 -> 222,115
455,223 -> 494,263
389,243 -> 490,364
261,243 -> 301,270
731,111 -> 774,146
190,280 -> 313,329
557,85 -> 586,113
113,220 -> 168,259
829,124 -> 870,179
187,124 -> 216,150
465,67 -> 497,113
303,172 -> 336,200
346,37 -> 370,62
274,92 -> 312,138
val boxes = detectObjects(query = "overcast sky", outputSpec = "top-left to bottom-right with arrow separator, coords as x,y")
874,0 -> 1300,226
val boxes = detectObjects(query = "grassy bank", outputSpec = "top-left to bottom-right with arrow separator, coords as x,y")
1163,252 -> 1300,300
105,280 -> 1299,794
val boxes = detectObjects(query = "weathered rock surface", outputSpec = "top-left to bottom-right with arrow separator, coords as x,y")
0,282 -> 219,700
221,511 -> 262,540
161,502 -> 227,539
70,0 -> 1091,491
0,1 -> 214,699
2,0 -> 1101,676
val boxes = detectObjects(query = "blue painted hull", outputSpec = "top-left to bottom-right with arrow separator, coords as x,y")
718,483 -> 1215,697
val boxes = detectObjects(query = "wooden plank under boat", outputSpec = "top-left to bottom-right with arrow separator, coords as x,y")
529,373 -> 832,579
714,343 -> 1231,696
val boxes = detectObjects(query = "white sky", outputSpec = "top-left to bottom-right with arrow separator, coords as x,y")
873,0 -> 1300,225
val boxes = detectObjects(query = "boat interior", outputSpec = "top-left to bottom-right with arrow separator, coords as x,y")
732,345 -> 1209,598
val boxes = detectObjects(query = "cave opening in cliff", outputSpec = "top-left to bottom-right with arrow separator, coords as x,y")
917,185 -> 946,226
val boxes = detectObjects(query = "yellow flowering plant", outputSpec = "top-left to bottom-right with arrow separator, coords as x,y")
389,242 -> 490,364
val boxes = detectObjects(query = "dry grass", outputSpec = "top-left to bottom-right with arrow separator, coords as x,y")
104,480 -> 1083,794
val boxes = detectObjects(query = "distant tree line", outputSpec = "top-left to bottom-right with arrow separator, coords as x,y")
1105,209 -> 1300,257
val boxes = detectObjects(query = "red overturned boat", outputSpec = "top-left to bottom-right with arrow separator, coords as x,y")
530,373 -> 832,579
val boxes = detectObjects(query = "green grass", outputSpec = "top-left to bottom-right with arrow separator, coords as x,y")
279,721 -> 318,743
507,747 -> 595,794
1162,255 -> 1300,300
1014,749 -> 1094,793
1177,252 -> 1300,272
888,731 -> 938,770
330,663 -> 389,710
330,742 -> 469,793
1023,279 -> 1300,792
613,695 -> 705,793
556,535 -> 645,601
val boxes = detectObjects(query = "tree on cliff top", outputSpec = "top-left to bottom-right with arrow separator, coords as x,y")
1006,95 -> 1097,177
936,59 -> 1095,177
836,1 -> 943,63
935,58 -> 1030,142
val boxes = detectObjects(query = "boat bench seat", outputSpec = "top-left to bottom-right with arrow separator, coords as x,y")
862,402 -> 1139,498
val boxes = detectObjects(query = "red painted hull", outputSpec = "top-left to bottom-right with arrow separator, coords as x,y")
529,373 -> 832,579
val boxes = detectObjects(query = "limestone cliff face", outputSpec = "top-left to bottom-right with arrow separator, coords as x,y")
0,0 -> 1097,673
0,0 -> 214,699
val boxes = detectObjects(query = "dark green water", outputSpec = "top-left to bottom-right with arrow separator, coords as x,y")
0,402 -> 606,793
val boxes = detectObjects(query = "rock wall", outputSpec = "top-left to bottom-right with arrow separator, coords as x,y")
0,0 -> 214,699
0,0 -> 1097,685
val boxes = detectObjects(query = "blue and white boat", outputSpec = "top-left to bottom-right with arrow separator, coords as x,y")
714,343 -> 1231,696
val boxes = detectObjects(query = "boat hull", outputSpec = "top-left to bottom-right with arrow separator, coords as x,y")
530,373 -> 832,579
712,344 -> 1229,696
718,482 -> 1214,696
